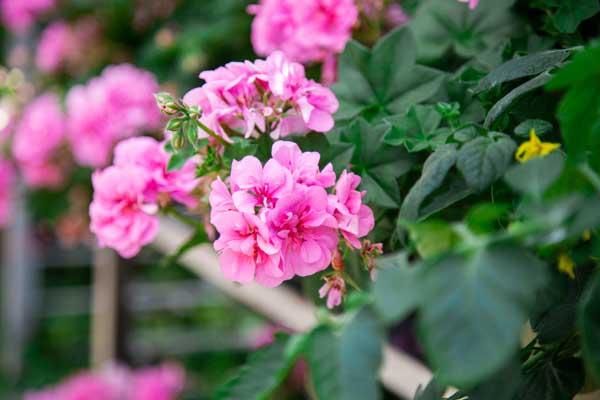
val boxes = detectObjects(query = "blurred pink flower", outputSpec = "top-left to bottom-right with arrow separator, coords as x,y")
385,3 -> 409,27
113,137 -> 199,209
67,64 -> 161,167
183,51 -> 338,141
12,93 -> 67,188
36,21 -> 74,73
89,165 -> 159,258
0,0 -> 55,34
458,0 -> 479,9
0,158 -> 14,227
249,0 -> 358,65
129,364 -> 185,400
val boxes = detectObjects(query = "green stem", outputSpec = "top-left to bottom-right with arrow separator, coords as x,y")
343,273 -> 363,292
195,119 -> 229,147
579,163 -> 600,193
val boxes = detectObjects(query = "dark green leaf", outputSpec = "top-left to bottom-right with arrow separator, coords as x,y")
407,220 -> 459,259
513,357 -> 584,400
456,133 -> 516,191
307,309 -> 383,400
214,334 -> 300,400
373,253 -> 425,323
504,152 -> 565,198
400,144 -> 458,220
410,0 -> 517,62
550,0 -> 600,33
514,119 -> 554,138
465,203 -> 510,234
167,146 -> 196,171
474,49 -> 571,93
385,105 -> 451,152
418,244 -> 548,386
579,271 -> 600,382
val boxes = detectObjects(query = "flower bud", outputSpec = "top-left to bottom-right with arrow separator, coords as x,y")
172,133 -> 185,150
155,92 -> 178,115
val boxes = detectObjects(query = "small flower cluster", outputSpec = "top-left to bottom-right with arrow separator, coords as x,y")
209,141 -> 374,288
90,137 -> 198,258
1,0 -> 55,34
24,363 -> 185,400
67,64 -> 162,167
12,93 -> 67,188
181,51 -> 338,142
248,0 -> 358,65
36,19 -> 103,74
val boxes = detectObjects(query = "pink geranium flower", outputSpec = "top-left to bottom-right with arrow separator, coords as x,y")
67,64 -> 161,167
12,93 -> 67,188
248,0 -> 358,65
36,21 -> 74,73
209,141 -> 374,287
1,0 -> 55,34
330,171 -> 374,249
129,364 -> 185,400
89,165 -> 159,258
113,137 -> 199,209
319,274 -> 346,309
182,52 -> 338,142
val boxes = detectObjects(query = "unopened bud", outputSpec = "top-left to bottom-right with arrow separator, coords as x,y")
332,249 -> 344,271
155,92 -> 178,115
166,118 -> 183,132
172,133 -> 186,150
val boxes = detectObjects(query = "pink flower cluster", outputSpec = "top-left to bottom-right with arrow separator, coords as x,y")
24,363 -> 185,400
90,137 -> 198,258
182,51 -> 338,141
248,0 -> 358,65
12,93 -> 67,188
36,21 -> 75,73
0,158 -> 14,227
67,64 -> 162,167
0,0 -> 55,33
209,141 -> 374,287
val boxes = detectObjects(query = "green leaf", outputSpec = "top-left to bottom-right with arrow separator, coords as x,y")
504,152 -> 565,198
400,144 -> 458,220
338,119 -> 415,208
307,309 -> 383,400
407,220 -> 459,259
465,203 -> 510,235
549,0 -> 600,33
474,49 -> 571,93
579,271 -> 600,382
514,119 -> 554,138
214,334 -> 301,400
167,146 -> 196,171
373,253 -> 426,323
548,43 -> 600,172
333,27 -> 445,123
418,244 -> 548,386
484,71 -> 553,128
222,137 -> 258,164
456,133 -> 516,191
513,357 -> 584,400
410,0 -> 517,62
385,105 -> 451,152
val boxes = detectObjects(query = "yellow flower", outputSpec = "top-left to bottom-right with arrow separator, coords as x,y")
558,253 -> 576,279
515,129 -> 561,163
583,229 -> 592,241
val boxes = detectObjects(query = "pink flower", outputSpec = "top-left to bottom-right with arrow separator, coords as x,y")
271,141 -> 335,188
1,0 -> 55,34
67,64 -> 161,167
249,0 -> 358,65
36,21 -> 74,73
458,0 -> 479,9
12,93 -> 67,188
330,171 -> 374,249
385,4 -> 409,27
319,275 -> 346,309
129,364 -> 185,400
208,177 -> 235,220
89,165 -> 159,258
229,156 -> 293,213
268,186 -> 338,276
182,51 -> 338,142
212,210 -> 287,287
0,158 -> 14,227
113,137 -> 199,208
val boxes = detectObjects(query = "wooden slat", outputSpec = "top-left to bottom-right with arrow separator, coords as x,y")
152,217 -> 432,399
